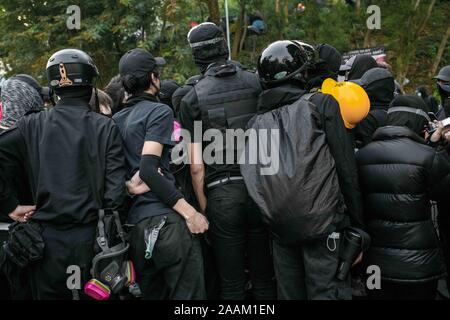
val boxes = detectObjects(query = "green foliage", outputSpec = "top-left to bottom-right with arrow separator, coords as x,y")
0,0 -> 449,93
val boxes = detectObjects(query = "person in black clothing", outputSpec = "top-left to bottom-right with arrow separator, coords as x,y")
416,86 -> 439,114
356,94 -> 450,300
254,40 -> 364,300
340,54 -> 378,82
0,75 -> 44,300
432,65 -> 450,295
172,75 -> 222,300
353,68 -> 395,148
0,49 -> 126,299
113,48 -> 208,300
178,22 -> 276,300
434,65 -> 450,121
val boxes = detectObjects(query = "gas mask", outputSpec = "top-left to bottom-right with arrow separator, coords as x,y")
84,210 -> 136,300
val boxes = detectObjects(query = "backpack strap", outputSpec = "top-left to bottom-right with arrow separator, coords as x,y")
301,91 -> 326,129
301,91 -> 319,102
113,210 -> 126,243
96,209 -> 109,252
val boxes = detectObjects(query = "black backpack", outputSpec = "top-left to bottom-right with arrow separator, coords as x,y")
241,93 -> 343,244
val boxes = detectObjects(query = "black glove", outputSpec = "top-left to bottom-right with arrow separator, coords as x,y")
3,222 -> 45,269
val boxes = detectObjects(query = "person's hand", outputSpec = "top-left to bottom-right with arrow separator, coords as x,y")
430,121 -> 444,143
352,252 -> 363,267
8,205 -> 36,223
186,211 -> 209,234
442,126 -> 450,142
126,171 -> 150,195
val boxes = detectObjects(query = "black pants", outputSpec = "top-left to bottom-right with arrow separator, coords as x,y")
28,223 -> 96,300
0,229 -> 10,300
368,280 -> 438,300
438,201 -> 450,291
273,232 -> 352,300
129,212 -> 206,300
206,181 -> 276,300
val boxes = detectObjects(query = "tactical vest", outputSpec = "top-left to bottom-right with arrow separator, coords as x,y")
194,62 -> 261,179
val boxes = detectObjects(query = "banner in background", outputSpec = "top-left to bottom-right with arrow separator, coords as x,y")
342,46 -> 386,63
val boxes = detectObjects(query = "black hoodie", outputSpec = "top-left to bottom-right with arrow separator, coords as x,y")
387,95 -> 429,135
347,54 -> 378,81
354,68 -> 395,148
257,83 -> 365,230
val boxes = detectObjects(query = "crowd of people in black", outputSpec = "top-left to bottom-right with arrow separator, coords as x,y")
0,22 -> 450,301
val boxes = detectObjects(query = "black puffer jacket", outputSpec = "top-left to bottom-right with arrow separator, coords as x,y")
356,124 -> 450,283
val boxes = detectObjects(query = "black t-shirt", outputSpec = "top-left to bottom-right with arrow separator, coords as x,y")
113,95 -> 177,224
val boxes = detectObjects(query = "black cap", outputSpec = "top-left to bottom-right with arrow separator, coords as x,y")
119,48 -> 166,76
433,65 -> 450,82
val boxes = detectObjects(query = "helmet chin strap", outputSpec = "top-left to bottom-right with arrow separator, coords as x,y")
94,87 -> 100,112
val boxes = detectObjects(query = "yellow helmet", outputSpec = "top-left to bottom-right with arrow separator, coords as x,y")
321,78 -> 370,129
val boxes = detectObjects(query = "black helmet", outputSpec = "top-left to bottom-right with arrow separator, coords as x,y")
433,65 -> 450,82
257,40 -> 316,85
46,49 -> 99,89
187,22 -> 225,49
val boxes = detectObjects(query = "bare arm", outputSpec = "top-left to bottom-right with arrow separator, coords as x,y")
189,142 -> 207,213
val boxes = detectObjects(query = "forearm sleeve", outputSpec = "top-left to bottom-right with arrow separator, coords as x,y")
139,155 -> 183,207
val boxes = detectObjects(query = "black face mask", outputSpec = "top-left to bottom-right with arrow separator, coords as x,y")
438,82 -> 450,99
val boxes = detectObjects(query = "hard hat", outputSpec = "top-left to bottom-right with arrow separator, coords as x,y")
321,78 -> 370,129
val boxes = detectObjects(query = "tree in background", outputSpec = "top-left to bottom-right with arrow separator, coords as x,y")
0,0 -> 448,93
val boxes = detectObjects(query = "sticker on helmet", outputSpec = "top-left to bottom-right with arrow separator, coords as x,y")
274,71 -> 288,80
58,63 -> 73,87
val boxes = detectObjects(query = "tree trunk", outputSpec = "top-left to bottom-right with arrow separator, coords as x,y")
231,0 -> 246,60
363,28 -> 372,47
283,0 -> 289,24
416,0 -> 436,36
355,0 -> 361,15
205,0 -> 220,26
239,23 -> 247,53
430,24 -> 450,77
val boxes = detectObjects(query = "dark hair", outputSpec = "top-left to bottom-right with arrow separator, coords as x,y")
121,69 -> 160,96
89,89 -> 113,114
104,75 -> 126,113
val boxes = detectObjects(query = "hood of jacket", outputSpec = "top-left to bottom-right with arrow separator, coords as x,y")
386,94 -> 429,136
354,67 -> 395,110
257,83 -> 306,114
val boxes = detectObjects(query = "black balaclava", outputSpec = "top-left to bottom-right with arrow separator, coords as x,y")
188,22 -> 229,73
347,54 -> 378,81
306,43 -> 342,90
355,68 -> 395,110
387,94 -> 429,136
437,83 -> 450,117
55,86 -> 93,104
